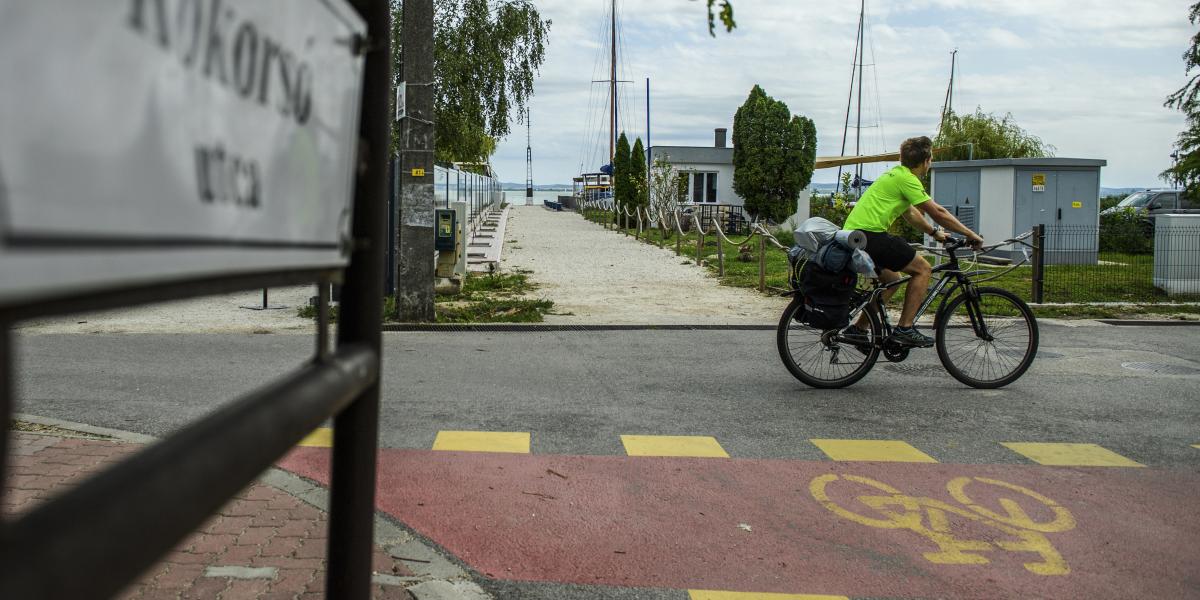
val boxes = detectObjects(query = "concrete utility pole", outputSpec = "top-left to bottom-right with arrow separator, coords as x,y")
395,0 -> 436,321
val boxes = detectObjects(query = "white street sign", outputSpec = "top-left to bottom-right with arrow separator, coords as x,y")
0,0 -> 367,307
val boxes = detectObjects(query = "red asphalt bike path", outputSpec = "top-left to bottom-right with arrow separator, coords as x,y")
279,448 -> 1200,599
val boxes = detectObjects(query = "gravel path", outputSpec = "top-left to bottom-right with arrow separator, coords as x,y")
15,205 -> 787,333
501,205 -> 786,325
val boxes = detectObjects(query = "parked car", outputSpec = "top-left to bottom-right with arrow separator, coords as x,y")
1100,189 -> 1194,221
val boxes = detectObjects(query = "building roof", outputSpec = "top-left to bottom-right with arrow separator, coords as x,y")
649,146 -> 733,165
932,158 -> 1107,169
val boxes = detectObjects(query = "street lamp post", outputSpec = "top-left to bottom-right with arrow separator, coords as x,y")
1171,150 -> 1181,189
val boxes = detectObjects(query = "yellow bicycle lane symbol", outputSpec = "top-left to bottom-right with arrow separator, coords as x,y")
810,474 -> 1076,575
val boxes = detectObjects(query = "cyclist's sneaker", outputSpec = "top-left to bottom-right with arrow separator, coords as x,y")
891,326 -> 934,348
839,325 -> 873,355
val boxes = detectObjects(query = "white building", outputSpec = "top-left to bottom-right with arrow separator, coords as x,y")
649,128 -> 742,207
649,128 -> 811,224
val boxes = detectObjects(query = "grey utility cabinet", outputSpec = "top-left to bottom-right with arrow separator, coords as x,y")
930,158 -> 1107,263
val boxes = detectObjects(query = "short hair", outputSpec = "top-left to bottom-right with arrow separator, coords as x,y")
900,136 -> 933,169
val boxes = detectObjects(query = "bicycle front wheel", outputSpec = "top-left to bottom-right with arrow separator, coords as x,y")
935,287 -> 1039,389
777,297 -> 881,389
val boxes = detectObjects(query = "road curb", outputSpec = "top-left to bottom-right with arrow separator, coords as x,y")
11,414 -> 492,599
1097,319 -> 1200,326
383,323 -> 778,332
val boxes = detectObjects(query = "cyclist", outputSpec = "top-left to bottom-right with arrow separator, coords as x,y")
843,136 -> 984,347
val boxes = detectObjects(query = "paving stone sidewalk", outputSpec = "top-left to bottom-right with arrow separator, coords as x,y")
4,430 -> 418,600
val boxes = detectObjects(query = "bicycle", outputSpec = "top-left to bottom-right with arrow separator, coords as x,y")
777,233 -> 1039,389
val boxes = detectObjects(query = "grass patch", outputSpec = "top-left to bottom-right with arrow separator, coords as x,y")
435,298 -> 554,323
1030,304 -> 1200,320
584,211 -> 1199,319
435,270 -> 554,323
297,270 -> 555,324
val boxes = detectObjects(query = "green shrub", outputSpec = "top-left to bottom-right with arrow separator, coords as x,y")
809,196 -> 850,226
1099,208 -> 1152,254
1100,195 -> 1124,212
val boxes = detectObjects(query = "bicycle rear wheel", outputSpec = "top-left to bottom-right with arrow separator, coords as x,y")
777,297 -> 881,389
935,287 -> 1038,389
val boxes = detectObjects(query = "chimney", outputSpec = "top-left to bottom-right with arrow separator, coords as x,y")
715,128 -> 728,148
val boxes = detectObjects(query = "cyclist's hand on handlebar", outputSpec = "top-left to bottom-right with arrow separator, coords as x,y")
968,233 -> 985,251
932,229 -> 950,243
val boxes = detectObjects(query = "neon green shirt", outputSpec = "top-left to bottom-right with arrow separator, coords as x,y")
843,165 -> 930,232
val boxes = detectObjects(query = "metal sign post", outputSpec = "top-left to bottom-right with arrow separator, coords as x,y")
241,288 -> 288,311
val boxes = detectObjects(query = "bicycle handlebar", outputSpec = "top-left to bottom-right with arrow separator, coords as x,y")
916,230 -> 1034,256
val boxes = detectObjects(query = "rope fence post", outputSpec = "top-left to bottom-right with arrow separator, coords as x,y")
636,208 -> 642,240
695,214 -> 703,266
674,211 -> 682,256
713,223 -> 725,277
758,228 -> 766,292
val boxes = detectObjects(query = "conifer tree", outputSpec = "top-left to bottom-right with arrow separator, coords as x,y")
613,133 -> 632,225
630,138 -> 648,211
732,85 -> 816,222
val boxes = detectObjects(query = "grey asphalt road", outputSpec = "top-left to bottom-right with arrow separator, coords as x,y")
11,324 -> 1200,467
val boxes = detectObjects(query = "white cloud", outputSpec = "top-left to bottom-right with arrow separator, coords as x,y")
491,0 -> 1191,188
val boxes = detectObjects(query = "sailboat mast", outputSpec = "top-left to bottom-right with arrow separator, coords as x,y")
948,49 -> 956,113
834,6 -> 864,197
938,49 -> 957,136
854,0 -> 865,186
610,0 -> 617,163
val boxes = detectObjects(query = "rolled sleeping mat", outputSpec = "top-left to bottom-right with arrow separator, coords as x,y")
834,229 -> 868,250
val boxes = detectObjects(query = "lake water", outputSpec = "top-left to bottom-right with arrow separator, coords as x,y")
502,190 -> 572,207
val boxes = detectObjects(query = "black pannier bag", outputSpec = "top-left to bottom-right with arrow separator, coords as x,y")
799,244 -> 858,330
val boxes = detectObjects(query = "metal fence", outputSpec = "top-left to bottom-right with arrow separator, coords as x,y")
694,204 -> 748,236
1036,224 -> 1200,303
387,163 -> 500,292
433,165 -> 502,227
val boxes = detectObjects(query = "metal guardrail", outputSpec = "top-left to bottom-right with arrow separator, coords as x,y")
0,1 -> 390,598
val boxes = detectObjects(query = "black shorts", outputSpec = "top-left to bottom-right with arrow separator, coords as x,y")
861,231 -> 916,274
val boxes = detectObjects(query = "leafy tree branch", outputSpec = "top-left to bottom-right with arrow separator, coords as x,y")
934,108 -> 1053,162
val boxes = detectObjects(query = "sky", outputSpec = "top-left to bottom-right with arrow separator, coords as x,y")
489,0 -> 1192,189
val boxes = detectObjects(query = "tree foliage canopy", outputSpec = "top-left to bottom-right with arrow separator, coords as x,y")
648,155 -> 682,235
391,0 -> 550,164
613,133 -> 633,210
934,108 -> 1053,162
1167,2 -> 1200,113
1163,2 -> 1200,194
732,85 -> 817,222
629,138 -> 648,210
